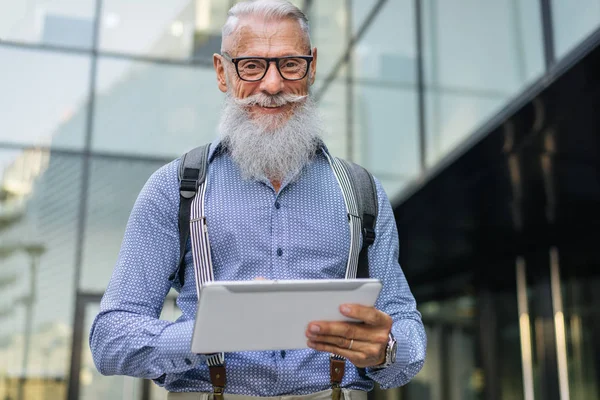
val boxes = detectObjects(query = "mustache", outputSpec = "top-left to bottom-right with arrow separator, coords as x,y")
232,92 -> 308,108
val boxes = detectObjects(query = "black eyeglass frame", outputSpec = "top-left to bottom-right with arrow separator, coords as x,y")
221,52 -> 314,82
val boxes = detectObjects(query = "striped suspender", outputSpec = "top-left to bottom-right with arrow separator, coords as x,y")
188,150 -> 363,399
324,154 -> 363,400
189,178 -> 226,399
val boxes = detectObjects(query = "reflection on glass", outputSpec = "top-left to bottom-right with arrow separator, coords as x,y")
100,0 -> 230,60
81,157 -> 169,292
311,0 -> 348,78
80,303 -> 143,400
425,91 -> 505,167
562,276 -> 600,400
552,0 -> 600,58
318,79 -> 347,160
351,0 -> 378,34
80,298 -> 179,400
422,0 -> 543,91
353,0 -> 416,84
422,0 -> 544,167
0,0 -> 96,48
405,296 -> 481,400
0,47 -> 90,149
404,290 -> 524,400
92,58 -> 222,157
0,150 -> 81,400
354,85 -> 419,186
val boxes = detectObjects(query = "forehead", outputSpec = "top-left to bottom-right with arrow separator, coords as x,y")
229,17 -> 308,56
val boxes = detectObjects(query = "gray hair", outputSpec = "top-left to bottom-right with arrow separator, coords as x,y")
221,0 -> 311,53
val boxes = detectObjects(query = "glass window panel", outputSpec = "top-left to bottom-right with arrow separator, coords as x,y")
377,178 -> 409,202
0,149 -> 81,400
562,275 -> 600,400
0,47 -> 90,149
318,77 -> 347,160
99,0 -> 229,60
354,84 -> 419,195
92,58 -> 222,157
0,0 -> 96,48
422,0 -> 544,167
426,91 -> 505,166
81,157 -> 169,292
552,0 -> 600,59
423,0 -> 544,91
79,303 -> 144,400
351,0 -> 378,34
353,0 -> 416,84
311,0 -> 349,79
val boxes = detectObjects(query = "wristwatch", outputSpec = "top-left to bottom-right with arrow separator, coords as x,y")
373,333 -> 397,369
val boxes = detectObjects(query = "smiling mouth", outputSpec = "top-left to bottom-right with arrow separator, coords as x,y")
256,104 -> 287,112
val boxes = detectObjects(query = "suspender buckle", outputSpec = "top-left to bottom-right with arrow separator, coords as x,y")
212,386 -> 224,400
180,178 -> 198,199
362,227 -> 376,246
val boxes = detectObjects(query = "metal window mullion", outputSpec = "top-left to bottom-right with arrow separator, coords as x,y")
540,0 -> 556,70
67,0 -> 103,398
414,0 -> 427,172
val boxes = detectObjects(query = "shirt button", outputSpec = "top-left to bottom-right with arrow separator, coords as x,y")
280,350 -> 286,358
275,201 -> 281,209
277,248 -> 283,257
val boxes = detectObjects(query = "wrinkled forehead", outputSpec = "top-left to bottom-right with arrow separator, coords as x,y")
223,16 -> 310,57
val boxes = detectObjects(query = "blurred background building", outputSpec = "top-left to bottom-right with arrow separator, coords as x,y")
0,0 -> 599,399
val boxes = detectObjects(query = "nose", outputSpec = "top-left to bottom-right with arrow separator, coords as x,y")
259,61 -> 285,95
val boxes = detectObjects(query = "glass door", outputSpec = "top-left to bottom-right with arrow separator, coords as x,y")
70,292 -> 179,400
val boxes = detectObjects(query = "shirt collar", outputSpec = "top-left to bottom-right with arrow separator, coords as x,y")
206,136 -> 331,163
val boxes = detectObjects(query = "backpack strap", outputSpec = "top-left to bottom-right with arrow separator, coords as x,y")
335,158 -> 379,279
326,155 -> 378,384
172,144 -> 226,395
337,159 -> 378,278
169,144 -> 210,286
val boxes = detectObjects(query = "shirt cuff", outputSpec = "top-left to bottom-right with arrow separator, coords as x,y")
153,319 -> 206,374
365,331 -> 411,382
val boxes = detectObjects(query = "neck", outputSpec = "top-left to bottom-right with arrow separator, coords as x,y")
271,179 -> 281,193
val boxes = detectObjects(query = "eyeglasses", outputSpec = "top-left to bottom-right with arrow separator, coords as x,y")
221,52 -> 313,82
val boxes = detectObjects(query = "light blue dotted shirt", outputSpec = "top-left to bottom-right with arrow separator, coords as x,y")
89,139 -> 426,394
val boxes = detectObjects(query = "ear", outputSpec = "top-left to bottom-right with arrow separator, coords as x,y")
213,54 -> 228,93
309,47 -> 318,86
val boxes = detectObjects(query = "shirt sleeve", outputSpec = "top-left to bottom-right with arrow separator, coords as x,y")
88,160 -> 205,380
364,178 -> 427,388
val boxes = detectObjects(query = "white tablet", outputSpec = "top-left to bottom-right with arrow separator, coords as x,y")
190,278 -> 382,353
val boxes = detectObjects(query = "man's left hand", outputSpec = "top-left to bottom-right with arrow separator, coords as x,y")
305,304 -> 392,368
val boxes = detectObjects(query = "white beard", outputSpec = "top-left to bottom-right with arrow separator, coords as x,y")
218,91 -> 323,183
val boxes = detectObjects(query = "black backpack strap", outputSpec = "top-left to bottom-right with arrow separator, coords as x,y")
168,144 -> 210,286
338,159 -> 379,279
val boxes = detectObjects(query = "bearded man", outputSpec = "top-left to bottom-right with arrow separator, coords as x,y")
89,1 -> 426,399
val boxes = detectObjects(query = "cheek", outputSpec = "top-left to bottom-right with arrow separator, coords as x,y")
233,82 -> 258,99
286,82 -> 309,96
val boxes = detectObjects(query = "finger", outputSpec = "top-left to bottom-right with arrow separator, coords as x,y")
306,333 -> 363,350
306,339 -> 361,359
339,305 -> 392,328
306,321 -> 368,342
306,340 -> 376,368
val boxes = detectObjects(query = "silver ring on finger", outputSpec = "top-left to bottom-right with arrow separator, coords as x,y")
348,339 -> 354,350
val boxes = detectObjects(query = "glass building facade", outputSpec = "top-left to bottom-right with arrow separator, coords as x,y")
0,0 -> 599,399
